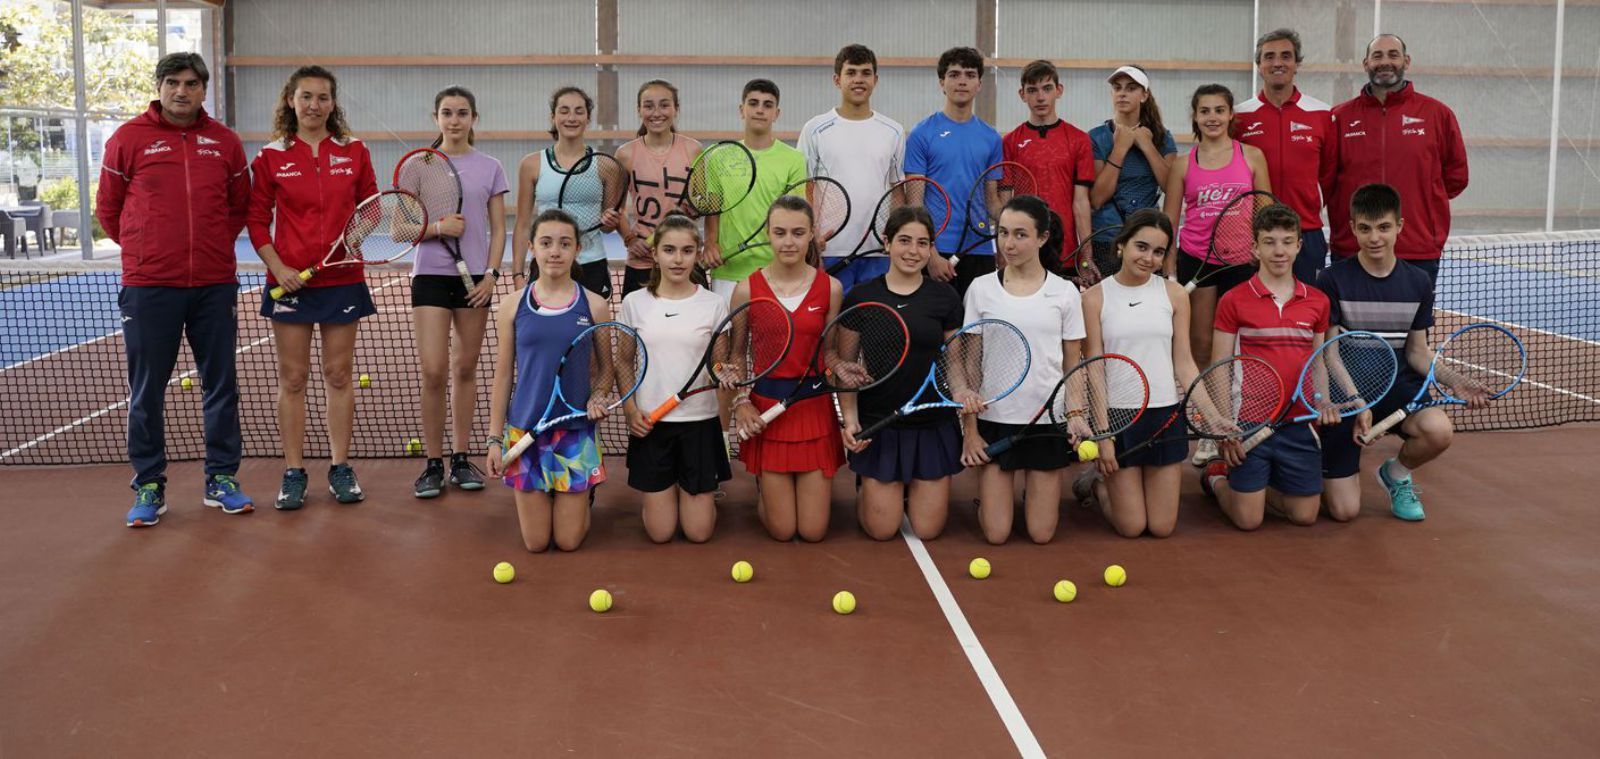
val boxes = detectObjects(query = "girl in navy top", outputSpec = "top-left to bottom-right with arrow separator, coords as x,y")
488,209 -> 615,552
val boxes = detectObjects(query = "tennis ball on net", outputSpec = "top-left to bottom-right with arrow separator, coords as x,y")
492,561 -> 515,584
405,438 -> 422,456
832,591 -> 856,615
731,560 -> 754,583
180,377 -> 193,390
968,557 -> 992,579
1104,564 -> 1127,587
358,373 -> 371,389
589,589 -> 613,613
1077,439 -> 1100,461
1053,580 -> 1077,603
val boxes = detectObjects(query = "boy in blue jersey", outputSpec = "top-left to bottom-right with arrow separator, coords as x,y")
1317,183 -> 1487,522
905,46 -> 1004,297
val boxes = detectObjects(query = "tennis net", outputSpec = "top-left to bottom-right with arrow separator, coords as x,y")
2,234 -> 1596,467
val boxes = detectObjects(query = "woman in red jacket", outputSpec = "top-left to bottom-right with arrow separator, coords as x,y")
248,65 -> 378,510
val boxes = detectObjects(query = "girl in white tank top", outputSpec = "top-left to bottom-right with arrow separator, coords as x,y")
1077,210 -> 1202,539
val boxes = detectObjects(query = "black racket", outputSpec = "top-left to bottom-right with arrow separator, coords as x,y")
738,302 -> 909,439
682,140 -> 758,218
720,176 -> 852,264
983,353 -> 1149,458
1183,190 -> 1275,292
825,176 -> 952,275
557,151 -> 628,242
949,161 -> 1038,266
395,147 -> 472,293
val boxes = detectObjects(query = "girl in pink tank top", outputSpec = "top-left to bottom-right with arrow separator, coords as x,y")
616,80 -> 702,295
1161,84 -> 1270,368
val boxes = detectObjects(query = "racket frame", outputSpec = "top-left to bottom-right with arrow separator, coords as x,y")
644,297 -> 794,423
501,321 -> 649,464
855,318 -> 1032,441
1182,189 -> 1276,293
269,189 -> 426,300
1360,323 -> 1526,443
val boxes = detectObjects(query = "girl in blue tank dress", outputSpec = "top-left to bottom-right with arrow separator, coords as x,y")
487,209 -> 615,552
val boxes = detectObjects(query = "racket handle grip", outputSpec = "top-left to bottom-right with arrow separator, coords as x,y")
456,260 -> 475,293
1239,427 -> 1272,455
268,268 -> 315,300
1182,279 -> 1198,294
1360,409 -> 1408,444
758,402 -> 786,425
647,397 -> 680,425
825,258 -> 848,275
856,414 -> 895,441
501,431 -> 536,466
983,436 -> 1016,458
948,255 -> 960,268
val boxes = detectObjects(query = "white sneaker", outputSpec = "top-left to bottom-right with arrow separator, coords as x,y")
1190,438 -> 1219,467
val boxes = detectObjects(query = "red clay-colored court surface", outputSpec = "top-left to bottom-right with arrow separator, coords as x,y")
2,426 -> 1597,757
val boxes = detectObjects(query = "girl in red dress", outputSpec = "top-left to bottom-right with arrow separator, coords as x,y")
730,195 -> 844,542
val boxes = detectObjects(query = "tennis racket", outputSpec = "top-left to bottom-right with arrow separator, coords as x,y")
855,319 -> 1031,440
394,147 -> 473,294
557,150 -> 628,240
719,176 -> 851,264
824,176 -> 952,275
268,189 -> 426,300
644,297 -> 793,423
1228,330 -> 1398,457
1068,226 -> 1120,287
949,161 -> 1038,266
681,140 -> 757,218
1183,190 -> 1275,293
1359,323 -> 1526,443
501,321 -> 649,465
1114,354 -> 1285,463
983,353 -> 1149,458
738,302 -> 909,439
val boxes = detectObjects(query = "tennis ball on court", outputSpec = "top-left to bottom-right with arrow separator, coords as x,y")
1053,580 -> 1078,603
180,377 -> 193,390
405,438 -> 422,456
968,557 -> 992,580
832,590 -> 856,615
589,589 -> 614,613
731,560 -> 754,583
492,561 -> 515,584
1104,564 -> 1127,587
1077,439 -> 1100,461
358,373 -> 370,389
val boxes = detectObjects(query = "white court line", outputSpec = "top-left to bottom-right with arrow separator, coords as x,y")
900,523 -> 1046,759
0,276 -> 410,461
1438,307 -> 1600,349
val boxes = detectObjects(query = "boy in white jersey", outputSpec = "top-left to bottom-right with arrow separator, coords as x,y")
798,43 -> 906,291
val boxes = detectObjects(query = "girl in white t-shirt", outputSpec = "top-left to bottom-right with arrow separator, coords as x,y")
1075,209 -> 1199,538
619,215 -> 731,542
961,196 -> 1087,544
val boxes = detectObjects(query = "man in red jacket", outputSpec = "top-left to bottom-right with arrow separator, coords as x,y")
1235,28 -> 1336,285
97,52 -> 254,528
1324,34 -> 1469,285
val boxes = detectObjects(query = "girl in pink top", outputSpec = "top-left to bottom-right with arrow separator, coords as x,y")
616,80 -> 701,297
1162,83 -> 1270,368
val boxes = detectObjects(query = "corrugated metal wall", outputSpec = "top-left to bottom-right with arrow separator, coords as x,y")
226,0 -> 1600,233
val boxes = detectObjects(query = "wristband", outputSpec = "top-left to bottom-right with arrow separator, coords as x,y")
486,436 -> 504,447
1106,160 -> 1122,169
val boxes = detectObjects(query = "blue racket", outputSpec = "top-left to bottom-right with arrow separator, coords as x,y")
1237,330 -> 1397,454
855,319 -> 1030,441
502,321 -> 648,465
1360,323 -> 1526,443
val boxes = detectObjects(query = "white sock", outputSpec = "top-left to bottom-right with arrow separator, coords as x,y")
1384,459 -> 1412,481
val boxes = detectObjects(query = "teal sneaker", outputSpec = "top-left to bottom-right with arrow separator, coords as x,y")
126,482 -> 167,527
203,474 -> 254,514
329,463 -> 364,504
1377,459 -> 1425,521
276,468 -> 308,511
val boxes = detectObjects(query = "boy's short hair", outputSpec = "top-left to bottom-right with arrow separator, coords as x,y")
1350,183 -> 1402,221
1020,59 -> 1059,86
834,44 -> 878,76
742,78 -> 780,104
937,47 -> 985,79
1252,203 -> 1302,238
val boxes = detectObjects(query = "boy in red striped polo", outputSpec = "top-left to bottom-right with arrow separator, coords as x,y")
1205,204 -> 1331,529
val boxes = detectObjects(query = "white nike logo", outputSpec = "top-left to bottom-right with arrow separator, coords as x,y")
121,315 -> 133,323
939,130 -> 951,138
342,306 -> 356,313
895,303 -> 908,309
807,306 -> 822,312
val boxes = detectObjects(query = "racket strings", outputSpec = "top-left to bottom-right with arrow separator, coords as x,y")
827,307 -> 907,390
1303,333 -> 1397,413
808,180 -> 851,242
395,153 -> 461,221
344,191 -> 425,262
1207,195 -> 1260,266
1064,356 -> 1146,438
685,143 -> 755,215
561,154 -> 627,234
1188,358 -> 1282,437
712,300 -> 790,385
579,325 -> 646,409
1437,326 -> 1523,397
934,323 -> 1028,404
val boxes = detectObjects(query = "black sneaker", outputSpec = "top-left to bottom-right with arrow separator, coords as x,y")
414,458 -> 445,499
449,452 -> 485,490
275,468 -> 308,510
328,463 -> 364,504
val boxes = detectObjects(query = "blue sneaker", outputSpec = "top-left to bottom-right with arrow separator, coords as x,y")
1377,458 -> 1425,521
329,463 -> 364,504
126,482 -> 167,528
203,474 -> 254,514
276,468 -> 308,511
